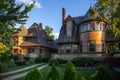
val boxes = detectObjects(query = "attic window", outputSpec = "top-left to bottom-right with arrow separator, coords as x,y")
66,21 -> 72,37
46,40 -> 52,44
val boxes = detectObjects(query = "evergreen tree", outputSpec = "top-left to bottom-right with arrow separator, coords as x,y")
25,68 -> 43,80
47,64 -> 60,80
91,65 -> 112,80
80,76 -> 86,80
0,0 -> 34,45
64,61 -> 77,80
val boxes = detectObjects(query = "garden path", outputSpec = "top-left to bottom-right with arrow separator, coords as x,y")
0,64 -> 40,76
2,64 -> 48,80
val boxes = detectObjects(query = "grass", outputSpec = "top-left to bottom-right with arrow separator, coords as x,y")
0,63 -> 45,79
7,63 -> 35,72
16,66 -> 95,80
16,65 -> 120,80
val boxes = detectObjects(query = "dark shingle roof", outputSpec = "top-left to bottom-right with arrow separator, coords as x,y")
58,7 -> 106,43
17,23 -> 57,49
13,25 -> 27,36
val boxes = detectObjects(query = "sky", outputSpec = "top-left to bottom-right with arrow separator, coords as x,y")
16,0 -> 94,39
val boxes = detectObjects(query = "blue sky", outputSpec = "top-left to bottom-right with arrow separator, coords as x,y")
16,0 -> 94,39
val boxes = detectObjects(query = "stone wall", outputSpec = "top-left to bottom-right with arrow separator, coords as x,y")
52,53 -> 104,60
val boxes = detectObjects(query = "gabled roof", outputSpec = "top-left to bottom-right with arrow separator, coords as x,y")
14,23 -> 58,49
65,15 -> 73,21
13,25 -> 27,36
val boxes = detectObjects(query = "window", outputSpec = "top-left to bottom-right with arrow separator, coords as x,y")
89,41 -> 96,52
67,21 -> 72,28
28,48 -> 34,54
96,22 -> 101,30
73,45 -> 78,53
102,41 -> 105,52
40,49 -> 42,53
61,46 -> 64,53
80,43 -> 82,53
90,23 -> 95,30
28,37 -> 34,42
20,49 -> 22,53
14,48 -> 18,53
66,21 -> 72,37
13,36 -> 18,45
67,30 -> 72,37
83,24 -> 88,31
66,45 -> 71,53
101,23 -> 105,31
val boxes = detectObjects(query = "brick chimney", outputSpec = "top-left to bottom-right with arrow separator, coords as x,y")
39,23 -> 43,30
62,7 -> 66,25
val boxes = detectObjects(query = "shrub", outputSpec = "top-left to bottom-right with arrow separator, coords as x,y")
48,59 -> 59,66
9,58 -> 15,67
91,65 -> 112,80
15,60 -> 26,66
73,57 -> 95,67
1,53 -> 9,63
47,64 -> 60,80
41,57 -> 50,62
25,67 -> 43,80
0,63 -> 9,73
24,56 -> 31,61
80,76 -> 86,80
12,54 -> 19,61
57,58 -> 65,64
35,56 -> 42,63
64,61 -> 77,80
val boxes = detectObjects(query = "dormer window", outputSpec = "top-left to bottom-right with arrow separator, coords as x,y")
66,21 -> 72,37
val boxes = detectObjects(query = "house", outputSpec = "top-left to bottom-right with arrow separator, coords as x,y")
53,7 -> 108,60
12,23 -> 57,58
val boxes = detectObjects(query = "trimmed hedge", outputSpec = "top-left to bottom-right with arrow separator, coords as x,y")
73,57 -> 95,67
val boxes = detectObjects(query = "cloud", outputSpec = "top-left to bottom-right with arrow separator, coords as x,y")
53,33 -> 59,39
16,0 -> 42,8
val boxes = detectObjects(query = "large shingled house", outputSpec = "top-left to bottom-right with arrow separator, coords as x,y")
12,23 -> 57,57
53,7 -> 108,59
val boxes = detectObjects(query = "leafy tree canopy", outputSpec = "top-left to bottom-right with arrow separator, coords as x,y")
0,42 -> 9,54
94,0 -> 120,38
45,26 -> 55,39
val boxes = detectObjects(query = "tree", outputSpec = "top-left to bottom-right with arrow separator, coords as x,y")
94,0 -> 120,52
64,61 -> 77,80
91,65 -> 112,80
45,26 -> 55,39
80,76 -> 86,80
0,43 -> 9,54
47,64 -> 60,80
25,68 -> 43,80
0,0 -> 34,45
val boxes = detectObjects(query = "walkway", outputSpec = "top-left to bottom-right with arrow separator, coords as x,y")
0,64 -> 41,76
2,64 -> 48,80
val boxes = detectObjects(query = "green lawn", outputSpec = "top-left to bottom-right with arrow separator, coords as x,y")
16,65 -> 120,80
16,66 -> 95,80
